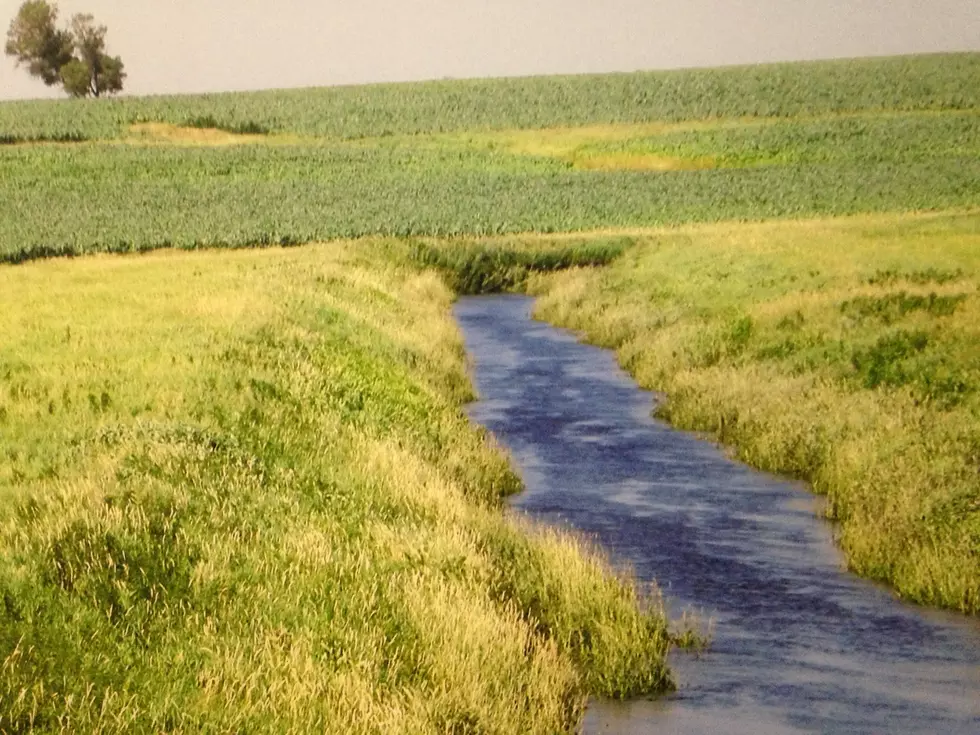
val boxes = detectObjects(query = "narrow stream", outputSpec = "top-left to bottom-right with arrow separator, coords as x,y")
454,295 -> 980,735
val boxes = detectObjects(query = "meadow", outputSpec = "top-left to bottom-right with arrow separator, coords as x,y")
0,244 -> 676,732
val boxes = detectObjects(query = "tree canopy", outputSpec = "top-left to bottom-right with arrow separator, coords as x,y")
4,1 -> 125,97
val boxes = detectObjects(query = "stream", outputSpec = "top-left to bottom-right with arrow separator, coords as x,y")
454,295 -> 980,735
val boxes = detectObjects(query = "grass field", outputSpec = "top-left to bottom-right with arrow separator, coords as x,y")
0,243 -> 678,732
530,211 -> 980,613
2,49 -> 980,731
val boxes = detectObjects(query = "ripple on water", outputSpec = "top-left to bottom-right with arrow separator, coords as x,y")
455,294 -> 980,735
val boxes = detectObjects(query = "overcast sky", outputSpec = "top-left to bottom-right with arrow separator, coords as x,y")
2,1 -> 979,100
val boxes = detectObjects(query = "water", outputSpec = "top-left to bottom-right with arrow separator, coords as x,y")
454,294 -> 980,735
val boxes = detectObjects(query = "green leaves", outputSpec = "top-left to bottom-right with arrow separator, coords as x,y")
4,2 -> 125,97
4,1 -> 73,86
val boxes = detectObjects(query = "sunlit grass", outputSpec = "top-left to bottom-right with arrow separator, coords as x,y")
384,107 -> 980,172
530,210 -> 980,614
0,243 -> 673,732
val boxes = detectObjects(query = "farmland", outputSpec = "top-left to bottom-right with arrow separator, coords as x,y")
1,50 -> 980,730
2,53 -> 980,262
2,110 -> 979,262
1,53 -> 977,142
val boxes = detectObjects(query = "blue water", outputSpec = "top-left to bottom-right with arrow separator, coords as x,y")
455,294 -> 980,735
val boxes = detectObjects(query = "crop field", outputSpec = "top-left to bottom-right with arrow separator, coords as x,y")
2,110 -> 979,262
531,210 -> 980,614
1,53 -> 977,142
2,53 -> 980,262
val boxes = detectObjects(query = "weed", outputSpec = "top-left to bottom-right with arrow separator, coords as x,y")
867,267 -> 965,286
409,238 -> 631,294
841,292 -> 968,323
851,329 -> 929,388
0,243 -> 674,731
533,211 -> 980,613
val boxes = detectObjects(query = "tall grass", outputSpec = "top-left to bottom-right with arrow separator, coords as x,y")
406,236 -> 633,294
0,244 -> 672,732
530,210 -> 980,614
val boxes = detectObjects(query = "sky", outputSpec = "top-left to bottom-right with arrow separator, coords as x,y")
1,1 -> 979,100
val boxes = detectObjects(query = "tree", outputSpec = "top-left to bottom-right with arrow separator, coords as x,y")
61,13 -> 124,97
4,1 -> 73,86
5,1 -> 125,97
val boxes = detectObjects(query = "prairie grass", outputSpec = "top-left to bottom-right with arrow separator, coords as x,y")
530,210 -> 980,614
0,244 -> 672,732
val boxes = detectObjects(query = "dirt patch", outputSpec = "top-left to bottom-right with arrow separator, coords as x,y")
572,152 -> 716,172
127,122 -> 267,146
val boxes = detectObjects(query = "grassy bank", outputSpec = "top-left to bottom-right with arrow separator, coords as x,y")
530,210 -> 980,614
0,244 -> 673,732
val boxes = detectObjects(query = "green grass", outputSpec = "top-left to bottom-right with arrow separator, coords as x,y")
529,210 -> 980,614
2,114 -> 978,261
1,52 -> 979,731
406,236 -> 634,294
1,54 -> 978,262
567,110 -> 980,168
0,244 -> 675,732
1,53 -> 977,142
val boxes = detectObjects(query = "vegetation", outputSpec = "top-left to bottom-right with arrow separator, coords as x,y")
0,53 -> 977,263
550,111 -> 980,169
1,51 -> 979,732
408,237 -> 633,294
0,243 -> 674,732
4,1 -> 124,98
3,1 -> 71,88
1,106 -> 978,261
530,210 -> 980,614
1,52 -> 977,141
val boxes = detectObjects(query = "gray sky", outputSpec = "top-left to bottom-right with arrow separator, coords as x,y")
2,1 -> 979,101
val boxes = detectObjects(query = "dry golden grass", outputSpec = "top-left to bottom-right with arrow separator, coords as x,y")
126,122 -> 269,146
0,242 -> 673,732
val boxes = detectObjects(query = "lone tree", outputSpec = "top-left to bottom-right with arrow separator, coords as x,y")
5,1 -> 125,97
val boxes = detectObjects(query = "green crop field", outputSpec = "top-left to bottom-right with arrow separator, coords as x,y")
1,51 -> 980,731
2,53 -> 980,262
1,53 -> 977,142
